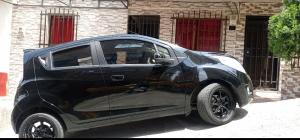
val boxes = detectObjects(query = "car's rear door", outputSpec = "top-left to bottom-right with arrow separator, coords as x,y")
95,38 -> 186,121
35,41 -> 110,124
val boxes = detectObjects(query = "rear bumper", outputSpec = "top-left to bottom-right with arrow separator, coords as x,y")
11,105 -> 20,133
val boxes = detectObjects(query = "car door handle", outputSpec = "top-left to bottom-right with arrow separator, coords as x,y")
111,75 -> 125,82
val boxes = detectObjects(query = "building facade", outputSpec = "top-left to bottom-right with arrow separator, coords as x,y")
3,0 -> 299,99
0,1 -> 13,96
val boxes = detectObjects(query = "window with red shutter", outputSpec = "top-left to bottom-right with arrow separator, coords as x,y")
39,9 -> 79,48
175,18 -> 221,52
49,15 -> 75,46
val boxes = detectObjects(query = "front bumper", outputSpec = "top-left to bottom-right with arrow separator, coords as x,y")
235,73 -> 254,107
237,84 -> 253,107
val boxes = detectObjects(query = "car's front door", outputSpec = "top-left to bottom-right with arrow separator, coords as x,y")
96,39 -> 186,120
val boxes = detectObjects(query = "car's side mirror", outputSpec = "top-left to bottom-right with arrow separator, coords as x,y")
153,52 -> 175,65
154,58 -> 175,65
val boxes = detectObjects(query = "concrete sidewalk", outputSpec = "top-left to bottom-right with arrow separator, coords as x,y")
253,90 -> 281,103
0,96 -> 13,132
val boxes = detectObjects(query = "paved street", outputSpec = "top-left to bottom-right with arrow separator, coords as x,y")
1,94 -> 300,138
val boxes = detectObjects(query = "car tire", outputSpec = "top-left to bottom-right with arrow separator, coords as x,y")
19,113 -> 64,138
197,83 -> 236,125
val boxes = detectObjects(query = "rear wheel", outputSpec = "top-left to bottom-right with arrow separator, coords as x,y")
197,83 -> 236,125
19,113 -> 64,138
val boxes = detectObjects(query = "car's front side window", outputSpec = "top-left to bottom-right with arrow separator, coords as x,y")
156,44 -> 171,58
100,40 -> 157,65
52,45 -> 93,68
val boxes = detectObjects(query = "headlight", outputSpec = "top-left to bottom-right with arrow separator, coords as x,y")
212,55 -> 247,73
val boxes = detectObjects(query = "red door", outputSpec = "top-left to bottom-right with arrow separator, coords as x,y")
49,15 -> 74,45
175,18 -> 221,52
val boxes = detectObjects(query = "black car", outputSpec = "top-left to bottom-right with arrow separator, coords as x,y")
11,34 -> 253,138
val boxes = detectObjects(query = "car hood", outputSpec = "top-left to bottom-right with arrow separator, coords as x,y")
185,50 -> 247,73
193,51 -> 237,60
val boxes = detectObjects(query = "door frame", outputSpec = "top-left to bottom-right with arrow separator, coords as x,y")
243,16 -> 280,91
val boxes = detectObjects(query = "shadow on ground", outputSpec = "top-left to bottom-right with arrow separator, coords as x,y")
66,108 -> 248,138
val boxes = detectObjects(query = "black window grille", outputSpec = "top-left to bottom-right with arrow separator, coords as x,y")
128,15 -> 160,39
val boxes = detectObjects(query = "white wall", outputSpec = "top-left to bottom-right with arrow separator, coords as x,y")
8,0 -> 127,95
0,1 -> 13,73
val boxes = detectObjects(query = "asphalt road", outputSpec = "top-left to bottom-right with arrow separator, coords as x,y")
1,98 -> 300,138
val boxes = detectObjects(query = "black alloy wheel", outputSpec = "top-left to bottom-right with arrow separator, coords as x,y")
19,113 -> 64,138
210,89 -> 234,119
197,83 -> 236,125
26,120 -> 55,138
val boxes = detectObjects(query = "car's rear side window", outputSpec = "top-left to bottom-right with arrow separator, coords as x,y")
52,45 -> 93,68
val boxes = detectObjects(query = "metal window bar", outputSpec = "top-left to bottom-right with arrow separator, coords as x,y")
128,15 -> 160,39
39,8 -> 79,48
291,56 -> 300,69
171,10 -> 229,52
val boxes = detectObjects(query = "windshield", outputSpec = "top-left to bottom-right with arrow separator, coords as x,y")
147,37 -> 188,53
160,40 -> 188,53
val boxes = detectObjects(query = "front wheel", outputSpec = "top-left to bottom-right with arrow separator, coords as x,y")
197,83 -> 236,125
19,113 -> 64,138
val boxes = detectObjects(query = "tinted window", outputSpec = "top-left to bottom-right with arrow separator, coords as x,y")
53,45 -> 93,67
101,40 -> 156,64
156,44 -> 171,58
